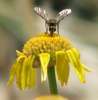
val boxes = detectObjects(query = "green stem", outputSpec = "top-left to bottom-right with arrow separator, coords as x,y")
48,66 -> 58,94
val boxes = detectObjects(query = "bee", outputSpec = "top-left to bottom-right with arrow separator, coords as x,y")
34,7 -> 71,36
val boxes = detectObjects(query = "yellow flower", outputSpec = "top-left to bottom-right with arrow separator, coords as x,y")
34,95 -> 67,100
8,33 -> 91,90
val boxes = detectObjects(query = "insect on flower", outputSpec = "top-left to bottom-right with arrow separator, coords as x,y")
8,7 -> 91,91
34,7 -> 71,36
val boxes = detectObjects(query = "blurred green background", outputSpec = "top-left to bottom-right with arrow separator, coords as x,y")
0,0 -> 98,100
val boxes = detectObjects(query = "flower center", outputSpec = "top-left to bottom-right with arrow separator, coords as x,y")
23,33 -> 72,56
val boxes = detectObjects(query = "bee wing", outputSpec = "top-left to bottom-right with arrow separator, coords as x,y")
34,7 -> 49,21
56,9 -> 71,23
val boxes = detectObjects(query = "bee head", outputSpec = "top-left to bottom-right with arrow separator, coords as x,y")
46,19 -> 57,34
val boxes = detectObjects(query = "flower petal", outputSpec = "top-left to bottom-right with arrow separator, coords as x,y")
27,67 -> 36,88
20,58 -> 27,89
39,53 -> 50,82
16,59 -> 24,89
81,64 -> 92,72
7,63 -> 16,86
16,50 -> 25,57
20,56 -> 34,90
66,48 -> 85,83
56,51 -> 69,85
71,48 -> 80,59
17,56 -> 26,62
27,56 -> 36,88
71,48 -> 91,72
16,50 -> 26,62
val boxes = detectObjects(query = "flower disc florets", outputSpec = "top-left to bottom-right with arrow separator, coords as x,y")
23,33 -> 72,56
